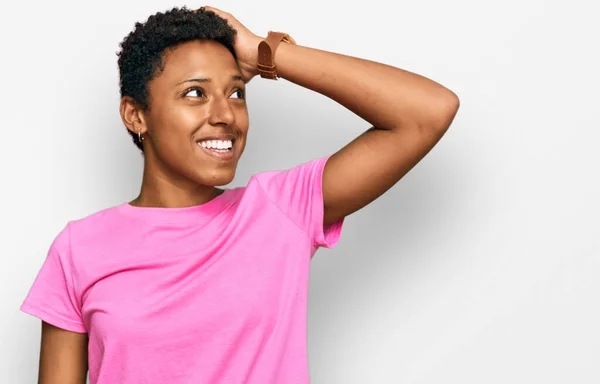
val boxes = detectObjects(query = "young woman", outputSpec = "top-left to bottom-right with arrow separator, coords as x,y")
21,6 -> 459,384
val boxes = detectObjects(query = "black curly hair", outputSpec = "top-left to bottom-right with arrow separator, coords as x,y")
117,7 -> 237,151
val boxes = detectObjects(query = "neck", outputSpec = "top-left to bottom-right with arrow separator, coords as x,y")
130,154 -> 223,209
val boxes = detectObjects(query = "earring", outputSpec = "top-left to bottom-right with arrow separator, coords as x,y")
138,129 -> 144,142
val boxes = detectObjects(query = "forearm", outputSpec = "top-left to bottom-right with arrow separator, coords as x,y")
274,42 -> 459,131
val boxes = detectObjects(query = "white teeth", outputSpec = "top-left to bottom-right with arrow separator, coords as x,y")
199,139 -> 233,149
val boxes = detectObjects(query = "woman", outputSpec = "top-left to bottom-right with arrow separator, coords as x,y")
21,6 -> 459,384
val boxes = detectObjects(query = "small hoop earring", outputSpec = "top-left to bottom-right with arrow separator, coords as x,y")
138,130 -> 144,142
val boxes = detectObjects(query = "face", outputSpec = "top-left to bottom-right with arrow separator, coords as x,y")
135,40 -> 249,187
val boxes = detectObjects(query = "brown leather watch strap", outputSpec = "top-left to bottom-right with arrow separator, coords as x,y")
257,31 -> 296,79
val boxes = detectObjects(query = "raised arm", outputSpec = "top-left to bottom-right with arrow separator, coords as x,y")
273,43 -> 459,226
39,321 -> 88,384
204,7 -> 459,226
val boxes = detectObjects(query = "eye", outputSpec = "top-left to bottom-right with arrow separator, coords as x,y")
230,88 -> 245,99
184,87 -> 206,98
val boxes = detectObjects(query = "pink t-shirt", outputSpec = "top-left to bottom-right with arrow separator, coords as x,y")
21,155 -> 344,384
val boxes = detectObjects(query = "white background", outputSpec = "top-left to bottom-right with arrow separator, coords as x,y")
1,0 -> 599,383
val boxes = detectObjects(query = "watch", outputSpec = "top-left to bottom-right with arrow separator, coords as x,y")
257,31 -> 296,80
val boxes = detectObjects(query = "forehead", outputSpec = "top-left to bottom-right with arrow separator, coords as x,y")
156,40 -> 239,83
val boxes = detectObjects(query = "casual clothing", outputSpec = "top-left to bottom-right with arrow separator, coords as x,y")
21,155 -> 344,384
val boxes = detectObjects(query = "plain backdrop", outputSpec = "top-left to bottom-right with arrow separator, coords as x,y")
1,0 -> 599,383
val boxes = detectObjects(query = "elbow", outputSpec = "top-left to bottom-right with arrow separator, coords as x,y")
428,90 -> 460,133
391,90 -> 460,134
446,90 -> 460,115
447,90 -> 460,117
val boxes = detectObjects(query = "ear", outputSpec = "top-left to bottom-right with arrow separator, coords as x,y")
120,96 -> 148,137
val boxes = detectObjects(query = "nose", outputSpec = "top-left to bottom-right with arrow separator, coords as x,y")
207,95 -> 235,127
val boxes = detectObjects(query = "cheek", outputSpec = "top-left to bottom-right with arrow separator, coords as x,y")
234,106 -> 249,130
235,110 -> 250,153
151,106 -> 204,145
177,106 -> 207,131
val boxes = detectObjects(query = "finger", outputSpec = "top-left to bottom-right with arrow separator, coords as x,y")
201,6 -> 222,15
198,6 -> 236,28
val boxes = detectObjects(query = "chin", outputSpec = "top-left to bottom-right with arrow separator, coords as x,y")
193,167 -> 237,187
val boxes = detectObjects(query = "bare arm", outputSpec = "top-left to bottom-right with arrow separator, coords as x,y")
273,43 -> 459,226
203,7 -> 460,225
39,321 -> 88,384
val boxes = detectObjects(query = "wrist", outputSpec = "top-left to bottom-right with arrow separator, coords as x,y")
257,31 -> 295,80
235,35 -> 263,82
248,35 -> 263,76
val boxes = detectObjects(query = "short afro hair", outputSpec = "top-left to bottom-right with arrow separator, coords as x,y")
117,7 -> 237,151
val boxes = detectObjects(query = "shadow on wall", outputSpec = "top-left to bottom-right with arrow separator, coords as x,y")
307,127 -> 477,338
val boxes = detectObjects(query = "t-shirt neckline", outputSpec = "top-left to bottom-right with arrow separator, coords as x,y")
118,188 -> 238,221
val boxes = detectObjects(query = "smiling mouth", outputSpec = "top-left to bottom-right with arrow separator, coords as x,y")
196,139 -> 235,160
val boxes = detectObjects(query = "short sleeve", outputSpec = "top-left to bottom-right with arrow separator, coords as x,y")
256,155 -> 344,249
20,224 -> 87,333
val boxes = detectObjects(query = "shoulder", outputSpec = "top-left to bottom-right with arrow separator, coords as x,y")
249,156 -> 331,195
68,204 -> 124,232
49,204 -> 127,257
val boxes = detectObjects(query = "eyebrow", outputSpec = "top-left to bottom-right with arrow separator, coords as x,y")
177,75 -> 245,85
